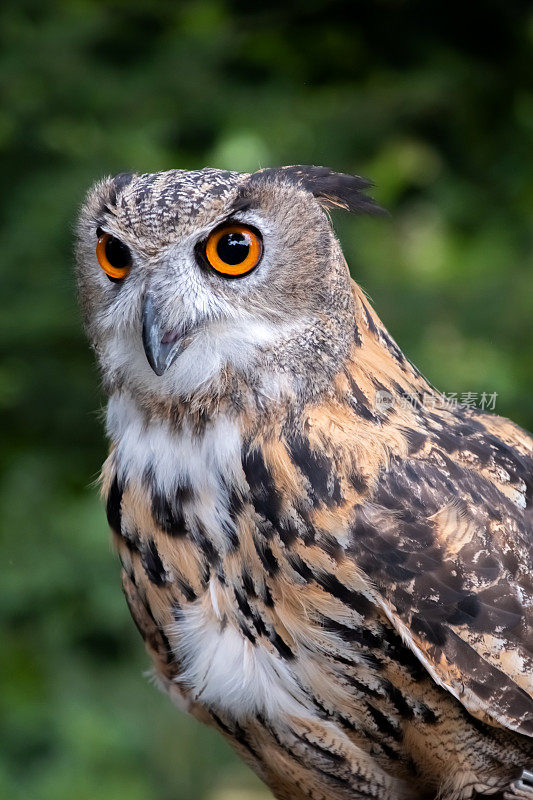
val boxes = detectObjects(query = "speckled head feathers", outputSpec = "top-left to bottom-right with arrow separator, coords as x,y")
76,166 -> 381,409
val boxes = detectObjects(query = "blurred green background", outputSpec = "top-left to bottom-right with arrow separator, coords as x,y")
1,1 -> 532,799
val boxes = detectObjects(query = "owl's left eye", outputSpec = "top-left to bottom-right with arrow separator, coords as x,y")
96,232 -> 132,282
203,224 -> 263,278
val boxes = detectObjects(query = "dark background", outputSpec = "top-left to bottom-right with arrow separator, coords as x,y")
1,2 -> 532,799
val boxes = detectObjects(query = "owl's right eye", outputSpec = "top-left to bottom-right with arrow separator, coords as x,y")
202,224 -> 263,278
96,232 -> 132,282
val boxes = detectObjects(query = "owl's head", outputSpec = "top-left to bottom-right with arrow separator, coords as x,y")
76,166 -> 381,409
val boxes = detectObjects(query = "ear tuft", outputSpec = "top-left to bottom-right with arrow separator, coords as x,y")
250,165 -> 385,215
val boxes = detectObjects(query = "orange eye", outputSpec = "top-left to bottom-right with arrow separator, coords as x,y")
204,224 -> 263,277
96,232 -> 132,282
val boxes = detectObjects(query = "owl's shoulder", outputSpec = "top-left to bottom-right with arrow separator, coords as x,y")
246,372 -> 533,735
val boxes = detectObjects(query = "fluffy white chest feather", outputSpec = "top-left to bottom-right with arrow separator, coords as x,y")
170,595 -> 306,717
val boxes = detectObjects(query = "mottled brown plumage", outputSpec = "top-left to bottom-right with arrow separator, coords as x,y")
77,166 -> 533,799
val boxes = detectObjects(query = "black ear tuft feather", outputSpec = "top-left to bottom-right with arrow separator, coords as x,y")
250,165 -> 385,215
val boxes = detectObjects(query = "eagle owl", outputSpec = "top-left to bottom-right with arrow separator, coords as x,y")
76,166 -> 533,800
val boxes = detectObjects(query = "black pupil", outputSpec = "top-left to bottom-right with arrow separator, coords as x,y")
105,236 -> 131,269
216,232 -> 250,265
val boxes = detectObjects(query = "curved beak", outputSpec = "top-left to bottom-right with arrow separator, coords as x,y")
141,294 -> 189,376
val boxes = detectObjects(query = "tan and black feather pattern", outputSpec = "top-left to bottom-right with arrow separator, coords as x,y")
102,291 -> 533,796
244,290 -> 533,736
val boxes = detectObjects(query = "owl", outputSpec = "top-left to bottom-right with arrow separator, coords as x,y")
76,166 -> 533,800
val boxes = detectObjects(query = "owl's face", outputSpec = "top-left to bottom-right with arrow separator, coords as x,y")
76,167 -> 378,406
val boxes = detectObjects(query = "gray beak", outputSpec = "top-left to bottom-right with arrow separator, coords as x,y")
141,294 -> 187,376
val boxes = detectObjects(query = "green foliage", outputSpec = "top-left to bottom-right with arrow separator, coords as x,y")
1,2 -> 532,798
